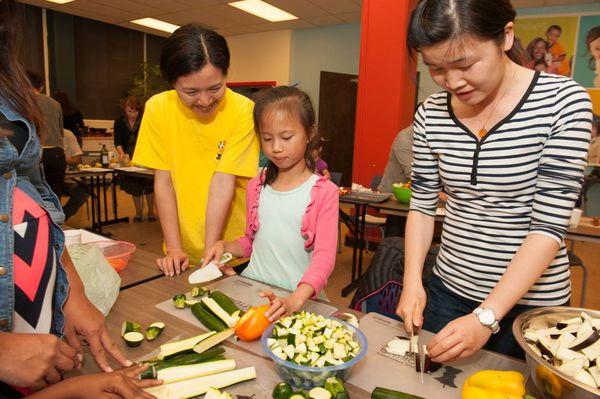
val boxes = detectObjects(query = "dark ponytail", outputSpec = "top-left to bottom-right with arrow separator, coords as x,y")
253,86 -> 317,186
407,0 -> 523,65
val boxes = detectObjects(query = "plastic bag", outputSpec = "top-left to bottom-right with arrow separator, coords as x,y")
68,243 -> 121,315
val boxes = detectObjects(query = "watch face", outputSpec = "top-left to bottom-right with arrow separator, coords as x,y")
479,309 -> 495,325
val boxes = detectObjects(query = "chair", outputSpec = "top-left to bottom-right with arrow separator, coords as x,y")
330,172 -> 342,187
350,237 -> 438,318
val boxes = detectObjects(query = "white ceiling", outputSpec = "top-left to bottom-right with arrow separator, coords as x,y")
18,0 -> 598,38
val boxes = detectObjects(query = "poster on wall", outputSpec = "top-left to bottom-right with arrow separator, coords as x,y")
515,13 -> 600,114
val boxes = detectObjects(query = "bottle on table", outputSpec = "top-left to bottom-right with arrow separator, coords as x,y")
101,144 -> 109,167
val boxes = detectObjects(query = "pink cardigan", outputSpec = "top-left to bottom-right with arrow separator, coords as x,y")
237,174 -> 339,295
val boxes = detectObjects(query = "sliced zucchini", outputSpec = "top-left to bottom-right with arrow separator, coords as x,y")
157,331 -> 217,360
191,286 -> 209,298
123,331 -> 144,347
156,359 -> 236,384
193,329 -> 234,354
201,297 -> 241,328
121,321 -> 141,337
173,293 -> 186,309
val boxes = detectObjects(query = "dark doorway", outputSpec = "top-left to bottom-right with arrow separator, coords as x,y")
318,71 -> 358,187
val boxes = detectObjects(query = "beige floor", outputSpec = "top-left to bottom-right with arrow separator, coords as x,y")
65,188 -> 599,310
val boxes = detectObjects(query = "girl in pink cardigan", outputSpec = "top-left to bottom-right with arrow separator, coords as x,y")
203,86 -> 339,321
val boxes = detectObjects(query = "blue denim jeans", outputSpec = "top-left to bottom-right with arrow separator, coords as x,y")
422,275 -> 569,360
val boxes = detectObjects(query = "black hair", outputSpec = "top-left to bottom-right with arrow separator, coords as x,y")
253,86 -> 317,186
160,23 -> 230,86
407,0 -> 522,65
546,25 -> 562,34
26,70 -> 44,91
0,0 -> 43,137
585,26 -> 600,70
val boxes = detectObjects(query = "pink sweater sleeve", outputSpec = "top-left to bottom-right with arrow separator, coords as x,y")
298,184 -> 339,295
236,177 -> 260,258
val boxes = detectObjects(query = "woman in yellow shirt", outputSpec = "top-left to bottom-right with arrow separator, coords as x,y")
133,24 -> 259,275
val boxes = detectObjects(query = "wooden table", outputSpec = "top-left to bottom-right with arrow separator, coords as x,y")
371,198 -> 600,244
118,247 -> 164,290
73,273 -> 541,398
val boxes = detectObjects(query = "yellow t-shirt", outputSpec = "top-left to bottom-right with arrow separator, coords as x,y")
133,88 -> 259,264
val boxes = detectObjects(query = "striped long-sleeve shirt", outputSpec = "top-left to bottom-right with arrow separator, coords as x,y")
410,72 -> 592,306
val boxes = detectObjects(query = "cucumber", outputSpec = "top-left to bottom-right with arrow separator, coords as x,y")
121,321 -> 141,337
123,331 -> 144,347
191,302 -> 228,332
209,290 -> 242,316
371,387 -> 425,399
139,346 -> 225,379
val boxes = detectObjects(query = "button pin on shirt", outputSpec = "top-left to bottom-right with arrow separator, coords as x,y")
216,140 -> 226,161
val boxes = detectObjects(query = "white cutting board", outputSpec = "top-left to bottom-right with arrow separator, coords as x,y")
347,312 -> 529,398
155,275 -> 338,358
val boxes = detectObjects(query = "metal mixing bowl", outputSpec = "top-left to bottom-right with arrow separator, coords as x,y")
513,306 -> 600,399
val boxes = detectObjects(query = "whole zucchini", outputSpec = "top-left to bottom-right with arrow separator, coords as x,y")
371,387 -> 424,399
209,290 -> 243,316
191,302 -> 228,332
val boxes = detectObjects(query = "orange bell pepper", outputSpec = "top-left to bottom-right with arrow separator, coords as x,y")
235,304 -> 271,341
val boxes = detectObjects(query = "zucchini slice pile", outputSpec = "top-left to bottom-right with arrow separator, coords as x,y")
267,311 -> 361,367
524,312 -> 600,389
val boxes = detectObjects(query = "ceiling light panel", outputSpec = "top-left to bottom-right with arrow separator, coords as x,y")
131,17 -> 180,33
228,0 -> 298,22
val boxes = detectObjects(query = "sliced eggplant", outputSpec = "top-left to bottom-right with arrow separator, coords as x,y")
557,316 -> 583,330
581,339 -> 600,361
385,337 -> 411,357
573,369 -> 596,387
571,330 -> 600,352
557,357 -> 586,377
536,337 -> 555,359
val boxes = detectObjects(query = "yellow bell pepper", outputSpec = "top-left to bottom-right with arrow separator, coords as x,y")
462,370 -> 526,399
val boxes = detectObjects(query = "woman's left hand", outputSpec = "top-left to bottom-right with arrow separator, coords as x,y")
63,289 -> 132,372
426,314 -> 492,363
259,291 -> 304,322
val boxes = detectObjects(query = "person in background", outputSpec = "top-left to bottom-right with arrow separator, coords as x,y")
546,25 -> 571,76
311,140 -> 331,179
0,1 -> 156,397
589,114 -> 600,164
398,0 -> 591,362
203,87 -> 339,321
26,71 -> 66,197
524,37 -> 555,73
52,91 -> 84,145
378,125 -> 413,193
61,129 -> 89,221
134,25 -> 259,275
585,26 -> 600,87
114,96 -> 155,222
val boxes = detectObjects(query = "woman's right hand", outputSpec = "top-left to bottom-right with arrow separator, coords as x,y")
27,363 -> 162,399
202,240 -> 225,267
396,282 -> 427,334
0,332 -> 79,391
156,248 -> 190,276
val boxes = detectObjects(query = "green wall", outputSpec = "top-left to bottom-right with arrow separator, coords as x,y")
290,23 -> 361,117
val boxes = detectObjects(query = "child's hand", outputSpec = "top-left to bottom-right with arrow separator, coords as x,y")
27,363 -> 162,399
202,241 -> 225,267
157,248 -> 189,276
260,291 -> 305,322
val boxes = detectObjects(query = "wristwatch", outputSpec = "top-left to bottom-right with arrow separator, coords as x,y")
473,307 -> 500,334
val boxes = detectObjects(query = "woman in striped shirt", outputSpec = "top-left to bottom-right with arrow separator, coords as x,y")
396,0 -> 592,361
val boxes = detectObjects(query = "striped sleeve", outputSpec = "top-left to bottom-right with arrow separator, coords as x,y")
528,81 -> 592,243
409,102 -> 442,216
